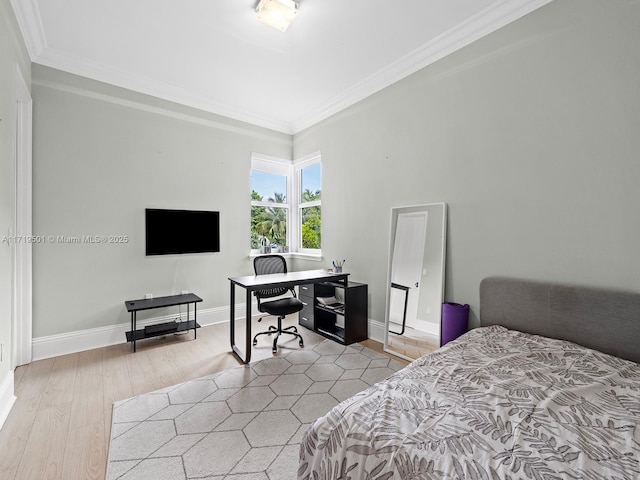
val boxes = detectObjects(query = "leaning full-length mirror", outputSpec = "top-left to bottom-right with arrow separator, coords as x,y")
383,203 -> 447,361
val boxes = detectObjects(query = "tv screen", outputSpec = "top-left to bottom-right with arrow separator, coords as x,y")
145,208 -> 220,255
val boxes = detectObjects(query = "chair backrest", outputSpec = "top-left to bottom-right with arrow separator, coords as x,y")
254,255 -> 289,299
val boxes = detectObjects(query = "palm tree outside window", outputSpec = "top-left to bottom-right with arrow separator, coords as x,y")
250,152 -> 321,255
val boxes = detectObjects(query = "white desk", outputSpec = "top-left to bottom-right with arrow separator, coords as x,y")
228,269 -> 349,363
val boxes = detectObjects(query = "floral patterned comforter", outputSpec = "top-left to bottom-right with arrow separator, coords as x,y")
298,325 -> 640,480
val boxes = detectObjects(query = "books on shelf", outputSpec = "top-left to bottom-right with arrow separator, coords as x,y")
317,296 -> 338,305
316,296 -> 345,315
317,296 -> 342,309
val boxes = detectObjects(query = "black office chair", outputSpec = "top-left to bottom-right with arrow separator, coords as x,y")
252,255 -> 304,353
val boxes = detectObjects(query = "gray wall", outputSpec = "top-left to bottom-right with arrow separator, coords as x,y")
0,1 -> 31,385
32,66 -> 291,337
293,0 -> 640,328
29,0 -> 640,341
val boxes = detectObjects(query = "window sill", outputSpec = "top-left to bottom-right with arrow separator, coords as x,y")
249,252 -> 324,262
289,252 -> 323,262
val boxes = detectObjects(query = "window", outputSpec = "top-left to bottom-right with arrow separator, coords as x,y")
297,159 -> 321,252
250,156 -> 290,252
250,152 -> 321,255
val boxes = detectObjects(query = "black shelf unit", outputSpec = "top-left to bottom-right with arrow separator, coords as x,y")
124,293 -> 202,352
298,281 -> 368,345
125,320 -> 200,342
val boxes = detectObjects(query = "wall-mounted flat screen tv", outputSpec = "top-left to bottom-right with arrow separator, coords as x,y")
146,208 -> 220,255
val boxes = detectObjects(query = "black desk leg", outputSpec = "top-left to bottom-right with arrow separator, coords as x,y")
230,281 -> 246,363
229,281 -> 252,365
245,288 -> 252,364
229,281 -> 235,352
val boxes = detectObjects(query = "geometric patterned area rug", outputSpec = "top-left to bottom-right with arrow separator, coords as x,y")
106,340 -> 406,480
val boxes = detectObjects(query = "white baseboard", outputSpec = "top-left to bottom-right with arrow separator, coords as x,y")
32,307 -> 394,362
32,302 -> 257,361
411,319 -> 440,337
368,319 -> 386,344
0,371 -> 17,431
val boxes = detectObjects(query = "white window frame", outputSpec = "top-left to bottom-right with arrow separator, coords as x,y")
293,152 -> 322,256
250,152 -> 322,257
250,153 -> 291,255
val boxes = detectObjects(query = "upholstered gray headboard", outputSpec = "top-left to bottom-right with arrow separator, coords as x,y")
480,277 -> 640,364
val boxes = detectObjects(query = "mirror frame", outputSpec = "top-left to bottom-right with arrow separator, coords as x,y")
383,203 -> 447,361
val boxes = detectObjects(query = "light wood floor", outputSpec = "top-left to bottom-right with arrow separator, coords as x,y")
387,326 -> 440,359
0,318 -> 407,480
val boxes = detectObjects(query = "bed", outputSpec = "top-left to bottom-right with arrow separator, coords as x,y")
298,277 -> 640,479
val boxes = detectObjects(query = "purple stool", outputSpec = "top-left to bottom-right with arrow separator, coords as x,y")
441,302 -> 469,346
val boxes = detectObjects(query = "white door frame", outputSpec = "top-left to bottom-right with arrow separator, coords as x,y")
12,65 -> 33,368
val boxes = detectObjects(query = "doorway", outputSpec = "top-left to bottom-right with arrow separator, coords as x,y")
12,65 -> 33,368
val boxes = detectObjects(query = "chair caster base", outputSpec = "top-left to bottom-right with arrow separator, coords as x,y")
253,314 -> 304,355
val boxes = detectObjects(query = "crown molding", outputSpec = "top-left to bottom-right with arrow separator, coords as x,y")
9,0 -> 294,133
291,0 -> 554,133
9,0 -> 46,59
11,0 -> 554,135
33,46 -> 295,134
33,76 -> 292,145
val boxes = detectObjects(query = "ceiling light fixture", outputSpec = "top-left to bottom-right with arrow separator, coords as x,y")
256,0 -> 299,32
